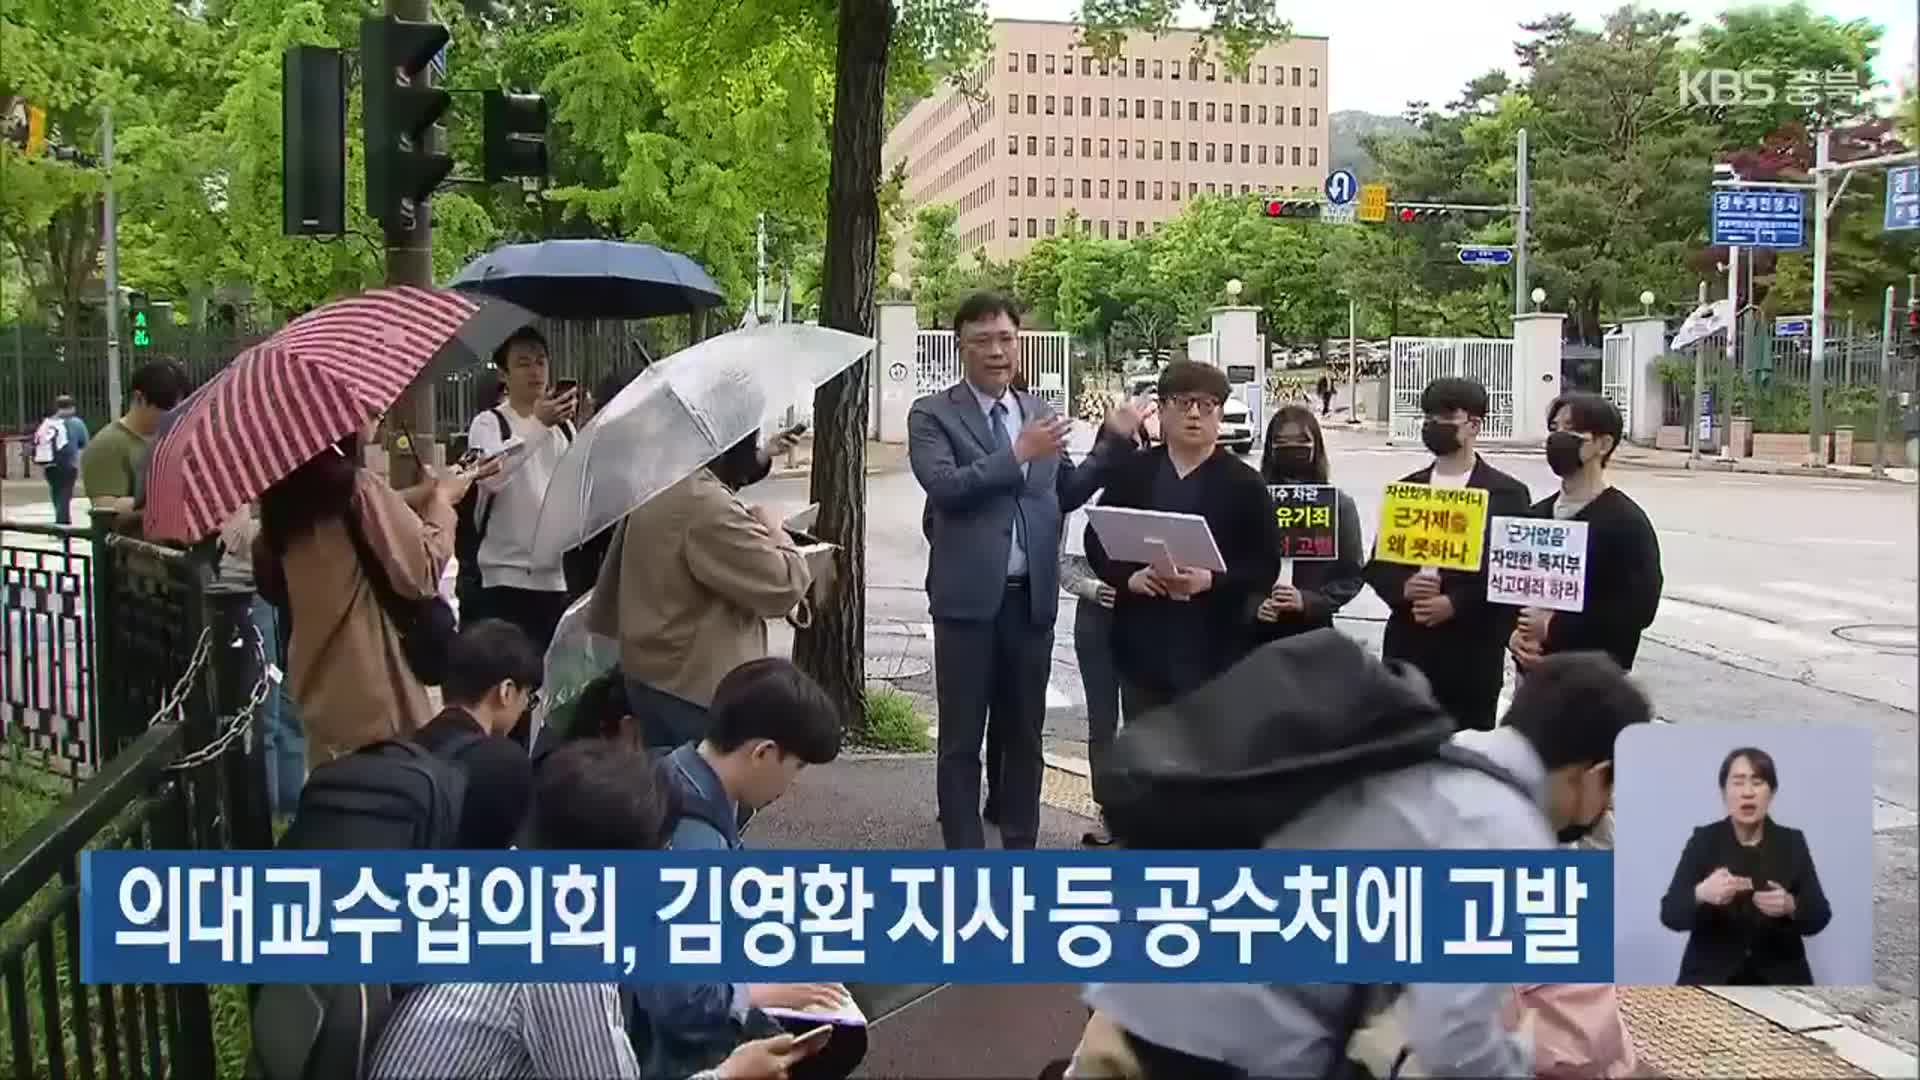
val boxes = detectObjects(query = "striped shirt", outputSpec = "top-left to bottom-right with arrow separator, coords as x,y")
369,981 -> 721,1080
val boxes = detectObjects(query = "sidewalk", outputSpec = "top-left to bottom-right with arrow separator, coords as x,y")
750,748 -> 1919,1078
1608,442 -> 1919,485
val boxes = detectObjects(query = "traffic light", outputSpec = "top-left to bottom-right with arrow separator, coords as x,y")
361,14 -> 452,228
483,90 -> 549,182
1263,198 -> 1320,219
127,292 -> 152,351
283,46 -> 347,236
1396,207 -> 1452,223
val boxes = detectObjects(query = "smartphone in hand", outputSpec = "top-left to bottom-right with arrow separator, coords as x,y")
791,1023 -> 834,1055
553,378 -> 579,397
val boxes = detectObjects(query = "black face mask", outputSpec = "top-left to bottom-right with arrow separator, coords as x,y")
1545,431 -> 1588,477
1557,819 -> 1600,844
1267,445 -> 1315,478
1421,419 -> 1461,457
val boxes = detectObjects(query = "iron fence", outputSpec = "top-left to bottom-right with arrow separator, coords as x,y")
0,523 -> 98,783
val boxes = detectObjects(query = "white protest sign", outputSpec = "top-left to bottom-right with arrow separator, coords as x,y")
1486,516 -> 1590,613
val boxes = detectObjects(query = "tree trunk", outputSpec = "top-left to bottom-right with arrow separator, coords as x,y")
793,0 -> 893,735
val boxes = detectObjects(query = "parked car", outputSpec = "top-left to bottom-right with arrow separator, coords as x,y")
1130,377 -> 1254,455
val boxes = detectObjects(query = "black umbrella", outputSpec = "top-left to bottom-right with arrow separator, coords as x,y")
447,239 -> 725,319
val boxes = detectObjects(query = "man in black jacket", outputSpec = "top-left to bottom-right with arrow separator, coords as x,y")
1088,361 -> 1280,720
413,619 -> 541,849
1510,391 -> 1663,673
1363,377 -> 1533,731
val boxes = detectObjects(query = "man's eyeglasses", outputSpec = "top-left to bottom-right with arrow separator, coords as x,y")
1167,394 -> 1221,415
961,332 -> 1019,350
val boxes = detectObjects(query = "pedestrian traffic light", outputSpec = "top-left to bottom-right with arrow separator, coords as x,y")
127,292 -> 152,350
283,45 -> 347,236
1396,207 -> 1452,223
1263,198 -> 1320,219
361,14 -> 452,229
483,90 -> 549,182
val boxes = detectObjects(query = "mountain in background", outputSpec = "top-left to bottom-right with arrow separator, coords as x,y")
1329,110 -> 1417,178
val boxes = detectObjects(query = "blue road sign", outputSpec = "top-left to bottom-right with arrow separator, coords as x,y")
1774,317 -> 1811,337
1710,189 -> 1804,248
1885,166 -> 1919,232
1456,246 -> 1514,266
1324,169 -> 1358,206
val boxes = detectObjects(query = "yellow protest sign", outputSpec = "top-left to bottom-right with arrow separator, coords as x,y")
1374,482 -> 1488,571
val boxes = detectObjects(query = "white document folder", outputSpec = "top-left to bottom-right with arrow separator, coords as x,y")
1084,505 -> 1227,572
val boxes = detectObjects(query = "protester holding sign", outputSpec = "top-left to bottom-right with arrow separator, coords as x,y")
1509,392 -> 1663,674
1363,377 -> 1532,731
1252,406 -> 1363,641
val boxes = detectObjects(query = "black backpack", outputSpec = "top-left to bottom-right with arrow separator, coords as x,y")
342,508 -> 458,688
1098,629 -> 1533,850
253,734 -> 487,1080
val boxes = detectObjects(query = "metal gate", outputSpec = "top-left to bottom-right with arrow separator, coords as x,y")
1602,329 -> 1632,434
1388,336 -> 1516,440
915,330 -> 1073,414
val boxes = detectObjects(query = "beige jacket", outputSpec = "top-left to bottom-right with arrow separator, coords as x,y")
272,471 -> 453,766
588,468 -> 810,707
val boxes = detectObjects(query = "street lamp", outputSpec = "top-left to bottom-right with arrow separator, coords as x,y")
1530,287 -> 1546,311
1225,278 -> 1243,300
1639,290 -> 1655,316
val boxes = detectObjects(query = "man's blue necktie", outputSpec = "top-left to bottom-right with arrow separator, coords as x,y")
992,401 -> 1027,562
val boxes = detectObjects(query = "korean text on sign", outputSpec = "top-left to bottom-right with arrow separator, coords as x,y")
1485,516 -> 1590,613
80,850 -> 1613,986
1375,483 -> 1488,571
1268,485 -> 1339,561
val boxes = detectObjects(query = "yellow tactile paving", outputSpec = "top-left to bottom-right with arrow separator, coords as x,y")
1039,762 -> 1878,1079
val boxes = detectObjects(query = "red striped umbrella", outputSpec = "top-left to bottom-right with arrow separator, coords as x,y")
142,286 -> 534,544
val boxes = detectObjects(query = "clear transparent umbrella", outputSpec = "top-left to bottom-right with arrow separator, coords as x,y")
529,322 -> 875,564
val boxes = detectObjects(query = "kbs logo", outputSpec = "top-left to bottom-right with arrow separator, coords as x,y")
1678,68 -> 1865,109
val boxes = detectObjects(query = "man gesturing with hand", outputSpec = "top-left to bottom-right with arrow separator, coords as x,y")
910,291 -> 1140,851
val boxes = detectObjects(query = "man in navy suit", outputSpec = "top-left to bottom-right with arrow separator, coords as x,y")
910,291 -> 1140,849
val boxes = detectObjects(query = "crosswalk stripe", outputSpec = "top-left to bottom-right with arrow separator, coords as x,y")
1046,681 -> 1072,709
1668,583 -> 1852,624
1656,598 -> 1845,653
1771,581 -> 1916,619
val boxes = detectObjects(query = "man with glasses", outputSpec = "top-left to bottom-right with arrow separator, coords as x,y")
1363,376 -> 1532,731
909,291 -> 1141,851
412,618 -> 542,849
1086,360 -> 1281,724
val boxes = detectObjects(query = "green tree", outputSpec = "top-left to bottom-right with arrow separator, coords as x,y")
907,202 -> 963,324
1690,1 -> 1883,151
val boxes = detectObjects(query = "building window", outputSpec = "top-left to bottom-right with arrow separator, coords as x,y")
1081,178 -> 1091,197
1100,219 -> 1110,238
1310,67 -> 1319,88
1009,217 -> 1019,236
1135,180 -> 1146,199
1046,217 -> 1056,235
1170,60 -> 1180,80
1135,58 -> 1146,78
1188,59 -> 1199,80
1134,97 -> 1145,116
1310,107 -> 1319,126
1008,51 -> 1018,71
1027,94 -> 1036,113
1100,179 -> 1110,197
1172,183 -> 1182,201
1046,136 -> 1056,156
1241,183 -> 1252,194
1082,56 -> 1093,75
1188,100 -> 1199,121
1027,176 -> 1036,196
1045,95 -> 1055,115
1153,59 -> 1164,78
1260,105 -> 1269,124
1259,65 -> 1268,84
1189,181 -> 1198,196
1291,66 -> 1301,86
1062,54 -> 1072,74
1065,95 -> 1074,116
1008,136 -> 1018,155
1119,139 -> 1128,159
1206,182 -> 1217,194
1153,99 -> 1163,119
1008,94 -> 1018,114
1207,102 -> 1216,122
1081,137 -> 1091,156
1137,220 -> 1146,234
1171,141 -> 1181,161
1134,139 -> 1144,158
1118,98 -> 1128,118
1026,53 -> 1037,73
1118,179 -> 1127,199
1046,176 -> 1056,196
1010,173 -> 1018,191
1099,59 -> 1109,76
1118,220 -> 1129,239
1026,217 -> 1036,235
1240,104 -> 1250,123
1259,145 -> 1268,164
1188,140 -> 1198,159
1291,146 -> 1301,166
1152,181 -> 1163,200
1026,135 -> 1037,155
1240,144 -> 1249,163
1081,95 -> 1091,114
1292,106 -> 1302,125
1206,143 -> 1216,162
1100,138 -> 1110,158
1100,97 -> 1110,117
1153,140 -> 1164,160
1309,146 -> 1319,167
1206,62 -> 1217,81
1045,54 -> 1055,74
1064,137 -> 1074,157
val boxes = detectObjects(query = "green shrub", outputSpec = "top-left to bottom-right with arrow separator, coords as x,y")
860,688 -> 931,752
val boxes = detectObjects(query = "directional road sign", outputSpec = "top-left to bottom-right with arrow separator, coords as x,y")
1456,245 -> 1514,266
1886,166 -> 1919,231
1774,316 -> 1811,337
1324,169 -> 1358,207
1710,189 -> 1804,248
1358,183 -> 1388,222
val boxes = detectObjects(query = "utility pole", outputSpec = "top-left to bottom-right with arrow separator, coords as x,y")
383,0 -> 438,488
1874,284 -> 1895,478
1691,279 -> 1707,464
1514,128 -> 1530,317
102,105 -> 122,413
1345,296 -> 1358,426
1809,129 -> 1831,466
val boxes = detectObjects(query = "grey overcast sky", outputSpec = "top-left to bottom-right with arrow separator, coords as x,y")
984,0 -> 1918,116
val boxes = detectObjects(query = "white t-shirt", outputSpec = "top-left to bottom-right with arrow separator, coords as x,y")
1429,464 -> 1472,489
466,405 -> 571,593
